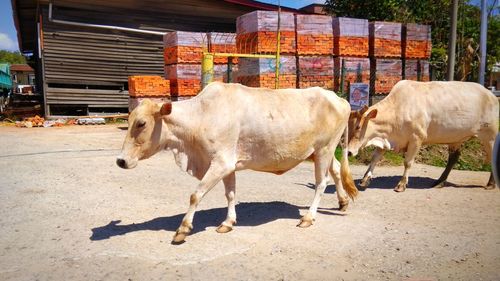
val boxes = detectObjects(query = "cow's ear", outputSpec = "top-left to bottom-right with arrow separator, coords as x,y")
366,109 -> 377,119
350,110 -> 360,119
160,102 -> 172,115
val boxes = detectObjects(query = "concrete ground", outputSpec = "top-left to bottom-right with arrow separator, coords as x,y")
0,124 -> 499,281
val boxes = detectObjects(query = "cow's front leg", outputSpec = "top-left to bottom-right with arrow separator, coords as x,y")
216,172 -> 237,233
360,148 -> 385,189
395,141 -> 421,192
298,152 -> 331,227
173,161 -> 233,244
329,157 -> 348,211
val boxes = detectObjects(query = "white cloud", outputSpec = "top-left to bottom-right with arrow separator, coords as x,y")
0,32 -> 18,51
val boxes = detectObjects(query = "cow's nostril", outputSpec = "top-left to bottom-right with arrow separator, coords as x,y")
348,151 -> 353,157
116,158 -> 127,169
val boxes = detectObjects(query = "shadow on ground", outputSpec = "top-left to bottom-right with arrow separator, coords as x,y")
298,176 -> 483,192
362,176 -> 484,190
91,201 -> 317,241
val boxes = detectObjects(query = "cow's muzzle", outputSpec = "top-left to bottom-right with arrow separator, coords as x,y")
347,149 -> 358,157
116,157 -> 128,169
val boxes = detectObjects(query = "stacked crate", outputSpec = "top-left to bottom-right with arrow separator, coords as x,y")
298,56 -> 334,89
164,64 -> 201,96
128,75 -> 170,112
164,31 -> 206,97
404,59 -> 430,81
403,24 -> 431,59
334,57 -> 370,93
208,32 -> 239,84
214,64 -> 239,83
333,17 -> 369,57
296,14 -> 334,89
403,24 -> 431,83
236,11 -> 296,55
208,32 -> 238,65
296,15 -> 333,56
235,11 -> 296,89
237,56 -> 296,89
371,59 -> 403,94
369,21 -> 403,94
330,17 -> 370,93
369,21 -> 402,58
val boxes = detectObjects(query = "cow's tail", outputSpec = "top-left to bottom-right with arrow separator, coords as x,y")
340,125 -> 358,200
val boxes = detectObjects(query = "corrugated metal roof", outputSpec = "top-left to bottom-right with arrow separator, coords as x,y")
10,64 -> 33,72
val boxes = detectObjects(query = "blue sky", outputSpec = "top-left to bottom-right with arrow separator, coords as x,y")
261,0 -> 324,8
0,0 -> 18,51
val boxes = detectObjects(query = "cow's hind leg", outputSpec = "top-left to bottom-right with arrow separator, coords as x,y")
394,140 -> 421,192
298,151 -> 331,228
360,148 -> 385,189
173,161 -> 233,244
478,130 -> 498,189
329,157 -> 349,211
433,143 -> 461,188
216,172 -> 237,233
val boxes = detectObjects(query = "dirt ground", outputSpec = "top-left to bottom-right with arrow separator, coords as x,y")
0,124 -> 499,281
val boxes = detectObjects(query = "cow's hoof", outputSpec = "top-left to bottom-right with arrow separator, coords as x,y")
394,183 -> 407,192
171,222 -> 192,244
297,219 -> 313,228
171,232 -> 187,244
297,214 -> 314,228
433,181 -> 445,188
484,185 -> 497,190
359,177 -> 371,190
216,224 -> 233,233
338,200 -> 349,212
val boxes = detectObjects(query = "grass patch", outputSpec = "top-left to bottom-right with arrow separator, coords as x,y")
344,137 -> 491,172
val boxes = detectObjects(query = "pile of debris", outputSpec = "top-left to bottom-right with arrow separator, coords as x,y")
14,116 -> 109,128
15,115 -> 46,127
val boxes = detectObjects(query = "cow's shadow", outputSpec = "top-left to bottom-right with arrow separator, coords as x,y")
359,176 -> 485,190
90,201 -> 337,241
360,176 -> 437,189
295,182 -> 338,194
298,176 -> 465,191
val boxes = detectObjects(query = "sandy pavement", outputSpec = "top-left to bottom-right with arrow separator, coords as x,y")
0,124 -> 499,281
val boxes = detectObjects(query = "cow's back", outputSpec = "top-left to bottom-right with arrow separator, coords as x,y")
377,80 -> 499,144
186,82 -> 350,172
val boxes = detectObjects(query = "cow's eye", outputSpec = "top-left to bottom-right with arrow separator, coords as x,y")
137,120 -> 146,128
355,125 -> 361,130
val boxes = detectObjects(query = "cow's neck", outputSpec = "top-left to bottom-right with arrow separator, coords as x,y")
160,100 -> 208,180
163,100 -> 202,143
366,100 -> 400,150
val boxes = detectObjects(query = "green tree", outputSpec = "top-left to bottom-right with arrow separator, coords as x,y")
0,50 -> 26,64
324,0 -> 499,82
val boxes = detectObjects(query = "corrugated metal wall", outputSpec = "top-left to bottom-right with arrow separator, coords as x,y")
41,8 -> 165,110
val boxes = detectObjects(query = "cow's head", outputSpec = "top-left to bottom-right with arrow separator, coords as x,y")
347,105 -> 378,156
116,99 -> 172,169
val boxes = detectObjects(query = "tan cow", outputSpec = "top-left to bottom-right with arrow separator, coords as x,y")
117,82 -> 358,243
348,80 -> 499,192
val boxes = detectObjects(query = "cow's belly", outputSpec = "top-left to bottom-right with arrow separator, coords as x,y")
236,157 -> 308,174
424,120 -> 480,144
235,140 -> 316,174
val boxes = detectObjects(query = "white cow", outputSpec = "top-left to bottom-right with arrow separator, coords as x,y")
117,82 -> 358,243
348,80 -> 499,192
